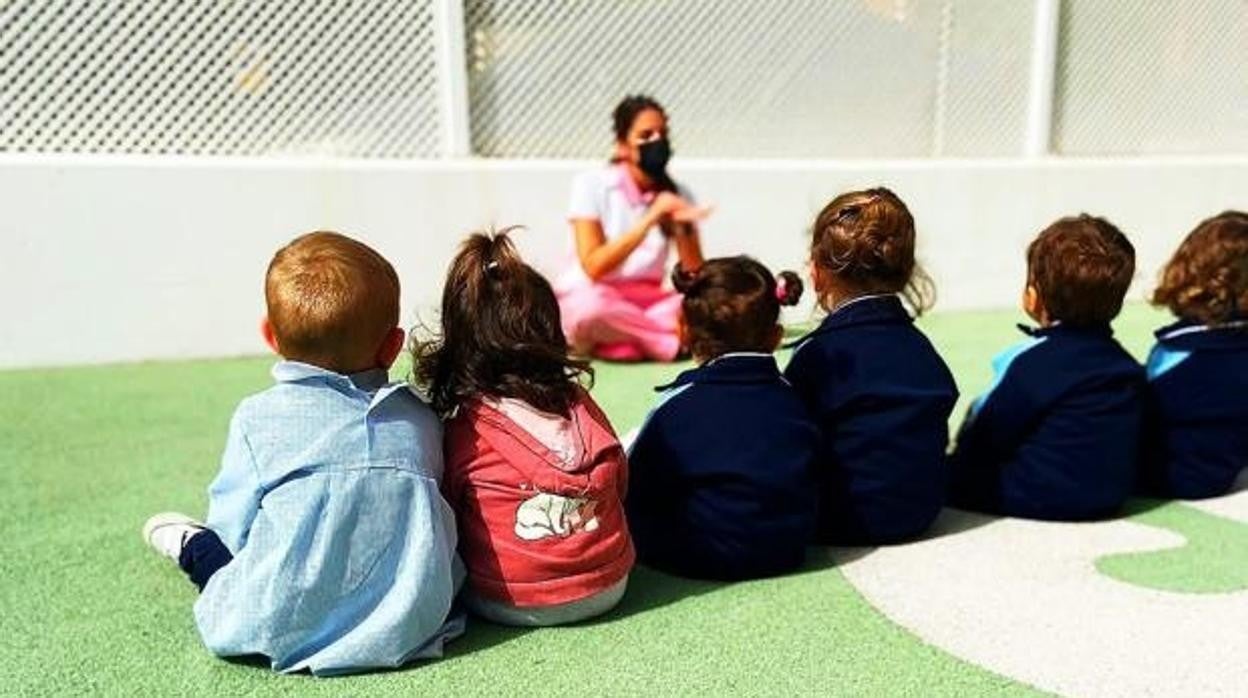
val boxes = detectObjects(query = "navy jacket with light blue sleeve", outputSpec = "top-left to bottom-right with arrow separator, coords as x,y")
625,354 -> 819,580
949,323 -> 1144,520
783,296 -> 959,544
1139,320 -> 1248,499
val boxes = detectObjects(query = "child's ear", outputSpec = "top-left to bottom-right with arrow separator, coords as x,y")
375,327 -> 406,370
260,317 -> 281,355
1023,284 -> 1046,324
769,324 -> 784,352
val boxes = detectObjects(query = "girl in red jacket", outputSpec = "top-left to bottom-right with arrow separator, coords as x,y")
414,229 -> 634,626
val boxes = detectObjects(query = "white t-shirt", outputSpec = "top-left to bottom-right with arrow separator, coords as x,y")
558,164 -> 694,291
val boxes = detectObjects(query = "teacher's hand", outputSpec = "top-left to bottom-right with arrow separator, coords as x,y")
671,204 -> 714,223
651,191 -> 713,227
649,191 -> 690,219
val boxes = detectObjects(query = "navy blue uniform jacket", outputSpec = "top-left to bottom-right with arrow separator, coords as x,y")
949,323 -> 1144,520
784,296 -> 959,544
626,354 -> 819,580
1139,320 -> 1248,499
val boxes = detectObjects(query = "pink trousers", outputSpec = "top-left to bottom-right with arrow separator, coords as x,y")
557,280 -> 683,362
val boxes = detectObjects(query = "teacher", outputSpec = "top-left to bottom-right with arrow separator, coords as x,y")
555,95 -> 709,362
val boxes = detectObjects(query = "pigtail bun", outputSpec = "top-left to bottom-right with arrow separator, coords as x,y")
671,262 -> 700,294
775,270 -> 804,306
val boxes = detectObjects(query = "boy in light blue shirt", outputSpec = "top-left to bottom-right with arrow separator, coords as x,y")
142,231 -> 463,676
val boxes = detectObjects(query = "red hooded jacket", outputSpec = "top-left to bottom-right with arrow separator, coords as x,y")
443,391 -> 634,607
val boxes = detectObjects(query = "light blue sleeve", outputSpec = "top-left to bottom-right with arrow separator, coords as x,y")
968,336 -> 1047,420
204,410 -> 262,554
1145,343 -> 1191,381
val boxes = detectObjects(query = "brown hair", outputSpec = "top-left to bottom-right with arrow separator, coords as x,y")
1152,210 -> 1248,326
412,228 -> 592,418
809,187 -> 934,314
612,95 -> 666,144
672,256 -> 803,361
1026,214 -> 1135,327
265,231 -> 399,372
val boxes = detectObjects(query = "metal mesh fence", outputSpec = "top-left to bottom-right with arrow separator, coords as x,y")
464,0 -> 1034,158
1,1 -> 1244,159
1055,0 -> 1248,155
0,0 -> 442,157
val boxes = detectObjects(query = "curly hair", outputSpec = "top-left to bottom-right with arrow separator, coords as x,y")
411,228 -> 593,418
809,187 -> 935,315
1153,210 -> 1248,326
1027,214 -> 1135,327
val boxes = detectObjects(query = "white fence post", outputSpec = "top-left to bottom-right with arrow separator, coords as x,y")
433,0 -> 472,157
1023,0 -> 1061,158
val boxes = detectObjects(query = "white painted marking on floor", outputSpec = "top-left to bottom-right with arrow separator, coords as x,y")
835,488 -> 1248,698
1185,473 -> 1248,523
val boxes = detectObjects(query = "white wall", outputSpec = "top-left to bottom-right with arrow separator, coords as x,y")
1,155 -> 1244,368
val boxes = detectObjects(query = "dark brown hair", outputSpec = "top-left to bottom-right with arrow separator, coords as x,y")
265,231 -> 399,372
412,229 -> 592,418
612,95 -> 666,143
809,187 -> 934,315
1153,210 -> 1248,326
1027,214 -> 1135,327
672,256 -> 803,361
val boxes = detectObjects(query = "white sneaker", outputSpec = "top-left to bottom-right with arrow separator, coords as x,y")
142,512 -> 206,561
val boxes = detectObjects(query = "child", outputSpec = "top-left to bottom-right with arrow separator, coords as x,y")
415,230 -> 634,626
1139,210 -> 1248,499
141,232 -> 463,675
949,215 -> 1144,520
626,257 -> 819,580
784,187 -> 958,545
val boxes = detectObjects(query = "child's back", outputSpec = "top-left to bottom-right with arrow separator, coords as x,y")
786,295 -> 957,543
949,215 -> 1143,520
445,391 -> 633,614
199,364 -> 461,674
1141,321 -> 1248,497
949,324 -> 1142,518
1139,211 -> 1248,499
415,230 -> 633,625
784,188 -> 958,544
143,232 -> 462,676
628,259 -> 818,579
628,352 -> 818,579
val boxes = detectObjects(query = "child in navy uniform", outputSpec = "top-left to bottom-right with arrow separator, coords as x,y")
949,215 -> 1144,520
785,188 -> 958,545
627,256 -> 819,580
1139,211 -> 1248,499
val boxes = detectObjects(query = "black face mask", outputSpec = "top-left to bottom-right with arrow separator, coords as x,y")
638,138 -> 672,182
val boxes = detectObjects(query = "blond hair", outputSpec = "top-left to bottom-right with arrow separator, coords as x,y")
265,231 -> 399,372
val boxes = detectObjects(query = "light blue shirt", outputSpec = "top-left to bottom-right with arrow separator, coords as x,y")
195,361 -> 464,676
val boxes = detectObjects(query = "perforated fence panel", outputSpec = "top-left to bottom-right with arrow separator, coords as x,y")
1054,0 -> 1248,155
0,0 -> 442,157
2,1 -> 1244,159
464,0 -> 1035,158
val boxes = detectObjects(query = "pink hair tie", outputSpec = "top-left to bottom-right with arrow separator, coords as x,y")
775,277 -> 788,301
